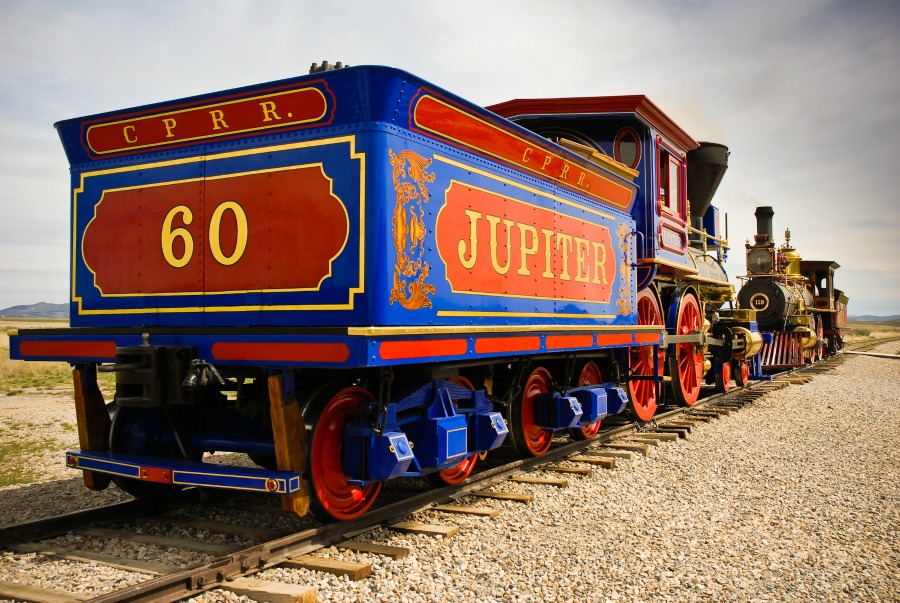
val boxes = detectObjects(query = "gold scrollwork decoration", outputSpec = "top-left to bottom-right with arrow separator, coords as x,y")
616,222 -> 632,315
388,149 -> 437,310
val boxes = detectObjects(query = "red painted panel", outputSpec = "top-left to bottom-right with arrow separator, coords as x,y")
474,336 -> 541,354
596,333 -> 634,346
546,334 -> 593,350
86,87 -> 328,155
379,338 -> 468,360
19,340 -> 117,359
211,342 -> 350,363
435,183 -> 615,302
413,95 -> 634,209
140,466 -> 173,483
81,167 -> 348,295
634,332 -> 661,344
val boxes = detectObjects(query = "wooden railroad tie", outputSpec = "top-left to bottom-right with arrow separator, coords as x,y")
653,426 -> 690,439
225,576 -> 317,603
510,475 -> 569,488
471,490 -> 534,504
687,410 -> 727,419
159,517 -> 283,541
77,527 -> 236,556
431,504 -> 499,517
625,436 -> 660,447
633,431 -> 680,442
546,465 -> 594,477
281,555 -> 372,580
602,442 -> 651,456
0,580 -> 89,603
659,420 -> 696,430
389,521 -> 459,538
13,542 -> 176,575
568,455 -> 616,469
585,448 -> 634,460
337,540 -> 411,559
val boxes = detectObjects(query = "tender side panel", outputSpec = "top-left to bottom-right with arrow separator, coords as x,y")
70,136 -> 366,327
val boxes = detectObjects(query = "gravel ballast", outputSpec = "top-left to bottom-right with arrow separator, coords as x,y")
0,347 -> 897,602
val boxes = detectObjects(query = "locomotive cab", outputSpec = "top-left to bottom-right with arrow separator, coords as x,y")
489,96 -> 761,405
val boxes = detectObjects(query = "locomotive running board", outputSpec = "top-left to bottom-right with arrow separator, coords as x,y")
65,450 -> 304,495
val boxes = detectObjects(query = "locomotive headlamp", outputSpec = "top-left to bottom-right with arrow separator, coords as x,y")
748,248 -> 773,274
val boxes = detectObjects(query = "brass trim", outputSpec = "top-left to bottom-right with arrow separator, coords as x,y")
347,324 -> 666,337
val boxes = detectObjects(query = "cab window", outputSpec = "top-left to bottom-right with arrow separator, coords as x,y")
658,147 -> 684,218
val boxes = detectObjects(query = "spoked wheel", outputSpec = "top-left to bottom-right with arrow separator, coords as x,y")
509,367 -> 554,457
733,359 -> 750,387
307,386 -> 382,522
668,291 -> 704,406
570,361 -> 604,440
629,288 -> 663,421
428,376 -> 479,486
714,361 -> 731,393
109,405 -> 195,499
814,316 -> 824,362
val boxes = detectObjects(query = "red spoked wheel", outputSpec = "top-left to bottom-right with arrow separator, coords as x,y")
629,288 -> 663,421
714,361 -> 731,393
733,359 -> 750,387
814,316 -> 824,363
570,361 -> 604,440
307,386 -> 382,522
668,292 -> 704,406
428,376 -> 479,486
509,367 -> 554,457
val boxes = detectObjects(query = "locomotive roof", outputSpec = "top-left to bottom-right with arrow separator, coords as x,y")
799,260 -> 841,271
487,95 -> 699,153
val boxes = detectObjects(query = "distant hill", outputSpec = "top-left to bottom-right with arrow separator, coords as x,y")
0,302 -> 68,319
849,314 -> 900,322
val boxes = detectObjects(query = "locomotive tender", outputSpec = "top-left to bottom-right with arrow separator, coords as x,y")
9,64 -> 761,521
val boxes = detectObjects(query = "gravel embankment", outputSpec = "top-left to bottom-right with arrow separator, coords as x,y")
0,345 -> 897,602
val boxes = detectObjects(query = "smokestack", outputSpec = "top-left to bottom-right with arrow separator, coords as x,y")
755,206 -> 774,244
687,142 -> 729,219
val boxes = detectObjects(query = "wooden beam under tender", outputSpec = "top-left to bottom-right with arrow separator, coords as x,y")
269,374 -> 310,517
72,367 -> 112,491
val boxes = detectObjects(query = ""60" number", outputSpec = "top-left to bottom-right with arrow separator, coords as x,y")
161,201 -> 248,268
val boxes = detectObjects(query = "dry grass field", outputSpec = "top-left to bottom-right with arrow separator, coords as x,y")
0,317 -> 897,489
0,320 -> 114,487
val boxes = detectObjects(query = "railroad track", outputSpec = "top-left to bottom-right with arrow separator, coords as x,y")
0,352 -> 865,602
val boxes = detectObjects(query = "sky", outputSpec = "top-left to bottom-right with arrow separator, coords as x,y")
1,0 -> 898,316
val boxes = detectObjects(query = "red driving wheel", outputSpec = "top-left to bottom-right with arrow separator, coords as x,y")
308,386 -> 382,522
734,359 -> 749,387
629,288 -> 663,421
509,367 -> 554,457
669,292 -> 704,406
715,361 -> 731,393
570,361 -> 603,440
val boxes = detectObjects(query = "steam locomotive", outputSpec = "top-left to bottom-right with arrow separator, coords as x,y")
739,207 -> 848,372
9,64 -> 771,521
